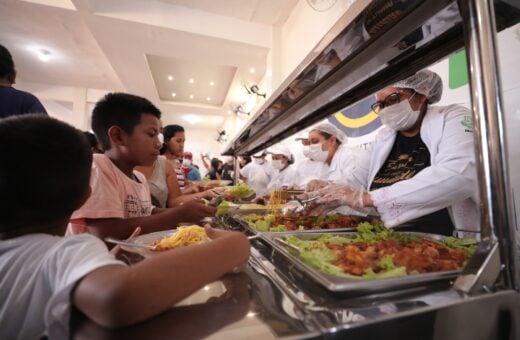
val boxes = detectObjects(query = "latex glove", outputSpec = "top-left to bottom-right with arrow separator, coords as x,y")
306,179 -> 330,192
307,185 -> 366,215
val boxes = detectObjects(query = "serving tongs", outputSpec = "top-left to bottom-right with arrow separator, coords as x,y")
281,195 -> 320,215
274,237 -> 301,254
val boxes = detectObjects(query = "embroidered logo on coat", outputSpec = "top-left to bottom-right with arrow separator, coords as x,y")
460,116 -> 473,133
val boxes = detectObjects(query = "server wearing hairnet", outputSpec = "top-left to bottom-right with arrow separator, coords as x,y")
266,145 -> 298,191
305,123 -> 359,191
308,70 -> 478,236
292,131 -> 329,189
240,150 -> 274,197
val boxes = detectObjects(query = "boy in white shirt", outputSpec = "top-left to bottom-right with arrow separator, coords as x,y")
0,115 -> 250,339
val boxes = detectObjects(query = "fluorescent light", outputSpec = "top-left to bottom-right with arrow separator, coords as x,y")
209,81 -> 215,86
171,92 -> 176,97
168,75 -> 173,81
249,67 -> 255,74
188,78 -> 194,84
189,94 -> 194,99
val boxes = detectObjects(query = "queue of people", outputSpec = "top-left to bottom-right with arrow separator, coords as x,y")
0,56 -> 480,338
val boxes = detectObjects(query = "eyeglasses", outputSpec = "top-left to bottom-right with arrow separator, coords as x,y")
371,90 -> 415,113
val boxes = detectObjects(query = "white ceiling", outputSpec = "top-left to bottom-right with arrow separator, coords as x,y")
1,0 -> 298,129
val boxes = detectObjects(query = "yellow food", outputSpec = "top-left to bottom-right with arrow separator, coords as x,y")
153,225 -> 207,251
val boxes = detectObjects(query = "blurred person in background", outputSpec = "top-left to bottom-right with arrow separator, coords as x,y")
292,131 -> 328,189
182,151 -> 201,181
239,150 -> 274,197
0,44 -> 47,118
83,131 -> 103,154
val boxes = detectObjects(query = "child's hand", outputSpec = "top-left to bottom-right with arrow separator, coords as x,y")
110,227 -> 141,256
204,225 -> 249,273
175,200 -> 216,223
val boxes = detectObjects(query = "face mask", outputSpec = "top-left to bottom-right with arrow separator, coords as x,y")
302,145 -> 311,159
272,159 -> 285,170
253,158 -> 264,165
182,159 -> 192,167
378,98 -> 420,131
157,133 -> 164,144
308,143 -> 329,162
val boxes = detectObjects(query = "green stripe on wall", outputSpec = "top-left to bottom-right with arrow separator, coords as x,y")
449,49 -> 469,89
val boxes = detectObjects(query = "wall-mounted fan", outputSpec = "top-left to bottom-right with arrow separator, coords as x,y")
216,129 -> 228,143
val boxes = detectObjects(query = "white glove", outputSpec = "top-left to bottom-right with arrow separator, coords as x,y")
306,179 -> 330,192
307,184 -> 366,215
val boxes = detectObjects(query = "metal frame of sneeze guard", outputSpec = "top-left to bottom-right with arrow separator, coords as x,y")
453,0 -> 519,294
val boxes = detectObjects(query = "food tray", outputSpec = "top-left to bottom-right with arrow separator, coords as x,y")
233,214 -> 378,234
231,203 -> 284,215
262,231 -> 463,293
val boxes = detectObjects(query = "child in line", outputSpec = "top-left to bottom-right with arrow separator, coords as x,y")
0,115 -> 250,339
68,93 -> 214,239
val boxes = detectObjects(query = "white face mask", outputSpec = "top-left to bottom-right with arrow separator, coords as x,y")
378,98 -> 420,131
182,159 -> 192,167
271,159 -> 285,170
308,143 -> 329,162
302,145 -> 311,159
253,157 -> 264,165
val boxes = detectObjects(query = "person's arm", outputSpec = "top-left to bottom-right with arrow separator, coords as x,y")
85,201 -> 216,240
200,154 -> 211,172
73,227 -> 250,328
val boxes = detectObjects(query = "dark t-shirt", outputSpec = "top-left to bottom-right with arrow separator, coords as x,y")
371,133 -> 454,236
0,86 -> 47,118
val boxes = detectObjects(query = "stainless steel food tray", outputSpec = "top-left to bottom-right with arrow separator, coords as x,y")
261,231 -> 463,293
231,214 -> 378,235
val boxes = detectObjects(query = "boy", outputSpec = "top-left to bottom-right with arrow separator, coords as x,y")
69,93 -> 214,239
0,115 -> 250,338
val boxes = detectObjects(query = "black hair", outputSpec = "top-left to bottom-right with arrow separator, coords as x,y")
0,115 -> 92,232
91,92 -> 161,150
210,158 -> 220,171
83,131 -> 99,148
160,124 -> 184,154
0,44 -> 15,79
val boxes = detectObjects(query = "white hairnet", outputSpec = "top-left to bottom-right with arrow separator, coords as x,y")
294,130 -> 309,141
267,144 -> 292,159
253,150 -> 266,158
310,123 -> 347,143
393,70 -> 443,104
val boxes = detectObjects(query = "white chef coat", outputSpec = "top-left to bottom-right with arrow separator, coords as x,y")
267,165 -> 298,191
352,104 -> 479,232
293,158 -> 329,189
240,161 -> 275,197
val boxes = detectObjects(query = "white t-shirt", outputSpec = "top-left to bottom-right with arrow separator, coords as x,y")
0,233 -> 124,339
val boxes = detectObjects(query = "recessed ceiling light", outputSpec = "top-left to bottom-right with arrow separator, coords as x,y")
168,75 -> 173,81
171,92 -> 176,97
189,94 -> 194,99
209,81 -> 215,86
188,78 -> 194,84
206,97 -> 211,101
249,67 -> 255,74
227,110 -> 232,115
37,49 -> 51,62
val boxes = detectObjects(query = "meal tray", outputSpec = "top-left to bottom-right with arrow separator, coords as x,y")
262,231 -> 461,293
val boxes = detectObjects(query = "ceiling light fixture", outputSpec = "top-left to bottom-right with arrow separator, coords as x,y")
209,81 -> 215,86
188,78 -> 194,84
37,49 -> 51,62
171,92 -> 177,97
168,75 -> 173,81
227,110 -> 232,115
249,67 -> 255,74
206,97 -> 211,101
189,94 -> 194,99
